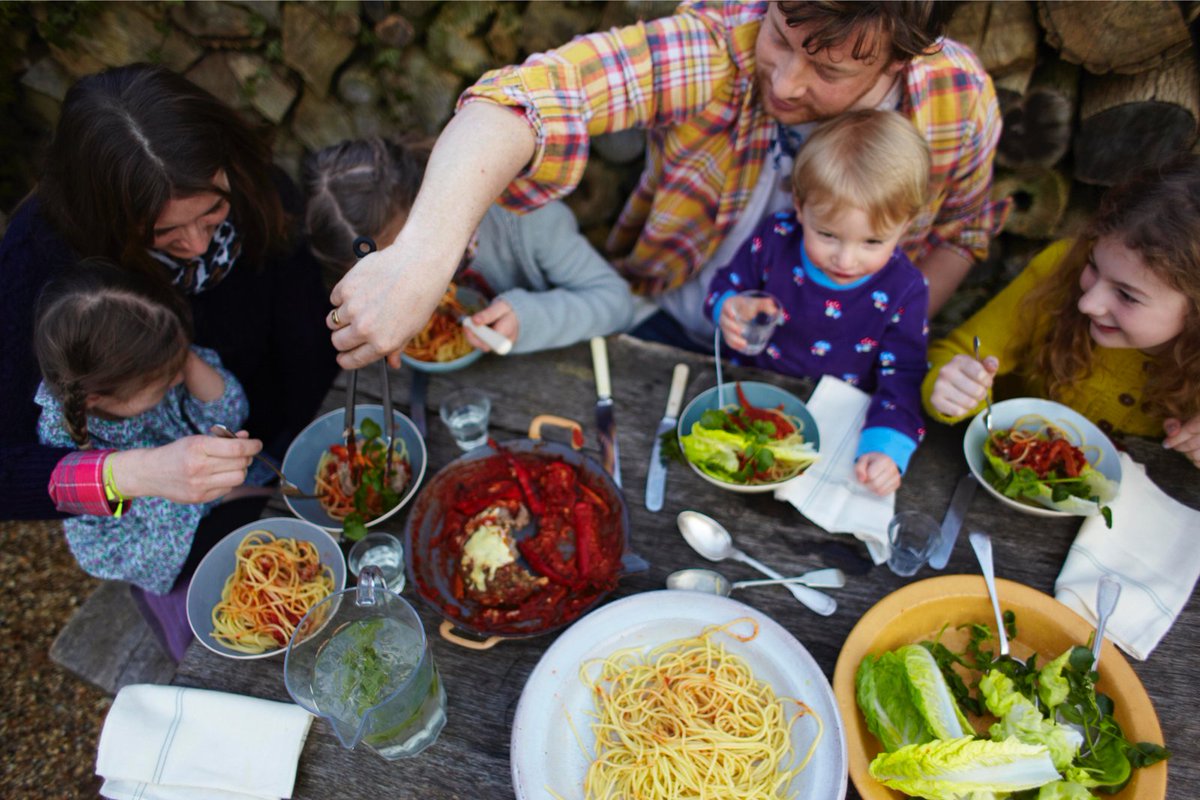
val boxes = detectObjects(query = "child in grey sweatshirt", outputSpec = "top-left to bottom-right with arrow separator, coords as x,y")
303,137 -> 632,354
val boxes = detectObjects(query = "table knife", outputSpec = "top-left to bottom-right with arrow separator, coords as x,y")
645,363 -> 689,512
590,337 -> 621,487
929,472 -> 977,569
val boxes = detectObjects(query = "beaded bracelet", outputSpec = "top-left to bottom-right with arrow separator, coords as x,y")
103,457 -> 127,519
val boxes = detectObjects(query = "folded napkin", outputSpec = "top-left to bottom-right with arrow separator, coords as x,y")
1055,452 -> 1200,660
97,684 -> 312,800
774,376 -> 895,564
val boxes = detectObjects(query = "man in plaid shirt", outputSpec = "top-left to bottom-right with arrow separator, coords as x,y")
329,1 -> 1008,366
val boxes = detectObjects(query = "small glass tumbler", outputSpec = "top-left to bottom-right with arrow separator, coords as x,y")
886,511 -> 940,577
348,532 -> 406,592
732,290 -> 784,355
439,388 -> 491,451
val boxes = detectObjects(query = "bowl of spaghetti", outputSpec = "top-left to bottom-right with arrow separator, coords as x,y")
400,284 -> 487,373
185,517 -> 346,659
281,404 -> 427,536
677,381 -> 820,494
963,397 -> 1121,519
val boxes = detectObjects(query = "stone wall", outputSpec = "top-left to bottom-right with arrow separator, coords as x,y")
2,1 -> 1197,333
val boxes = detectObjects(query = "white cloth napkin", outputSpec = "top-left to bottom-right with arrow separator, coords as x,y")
1055,452 -> 1200,661
97,684 -> 312,800
773,376 -> 895,564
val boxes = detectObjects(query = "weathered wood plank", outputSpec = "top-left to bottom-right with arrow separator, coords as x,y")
50,581 -> 175,695
175,336 -> 1200,799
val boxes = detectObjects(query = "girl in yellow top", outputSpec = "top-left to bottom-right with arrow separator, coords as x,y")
923,155 -> 1200,469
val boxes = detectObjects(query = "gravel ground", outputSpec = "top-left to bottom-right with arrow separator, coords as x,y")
1,520 -> 107,798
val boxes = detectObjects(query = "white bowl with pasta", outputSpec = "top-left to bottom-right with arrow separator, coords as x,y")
185,517 -> 346,659
963,397 -> 1122,519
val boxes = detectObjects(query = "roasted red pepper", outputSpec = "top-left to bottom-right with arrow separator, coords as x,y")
452,482 -> 523,516
489,440 -> 545,515
736,382 -> 795,437
517,538 -> 576,587
572,501 -> 597,581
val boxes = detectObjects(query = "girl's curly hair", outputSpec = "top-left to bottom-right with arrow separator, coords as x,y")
1023,154 -> 1200,422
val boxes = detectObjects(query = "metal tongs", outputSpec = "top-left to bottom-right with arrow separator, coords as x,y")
342,236 -> 398,489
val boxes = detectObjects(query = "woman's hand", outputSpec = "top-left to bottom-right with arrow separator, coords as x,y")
1163,416 -> 1200,469
107,432 -> 262,504
855,452 -> 901,496
929,353 -> 999,417
464,298 -> 519,352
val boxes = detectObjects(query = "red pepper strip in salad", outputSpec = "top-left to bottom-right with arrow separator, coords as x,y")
735,382 -> 795,437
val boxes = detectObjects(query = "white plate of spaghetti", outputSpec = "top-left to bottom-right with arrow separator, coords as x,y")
510,591 -> 847,800
963,397 -> 1121,519
185,517 -> 346,659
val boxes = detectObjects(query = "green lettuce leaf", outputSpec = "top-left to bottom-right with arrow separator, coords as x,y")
1036,780 -> 1097,799
856,652 -> 934,753
679,422 -> 746,480
898,644 -> 973,740
982,669 -> 1082,771
868,736 -> 1061,800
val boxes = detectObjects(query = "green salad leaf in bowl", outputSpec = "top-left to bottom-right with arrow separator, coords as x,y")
679,382 -> 818,487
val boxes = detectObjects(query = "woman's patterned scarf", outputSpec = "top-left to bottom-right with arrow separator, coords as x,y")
148,219 -> 241,294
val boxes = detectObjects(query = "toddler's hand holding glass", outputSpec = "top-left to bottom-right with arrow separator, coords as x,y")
719,290 -> 784,355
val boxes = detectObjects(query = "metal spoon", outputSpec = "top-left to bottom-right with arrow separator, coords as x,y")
208,424 -> 319,499
666,566 -> 846,597
973,336 -> 994,431
1091,575 -> 1122,669
968,531 -> 1017,662
675,510 -> 837,616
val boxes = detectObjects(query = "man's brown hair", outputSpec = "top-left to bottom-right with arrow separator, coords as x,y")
776,1 -> 952,65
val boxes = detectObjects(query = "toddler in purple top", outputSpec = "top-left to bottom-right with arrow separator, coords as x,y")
707,110 -> 932,496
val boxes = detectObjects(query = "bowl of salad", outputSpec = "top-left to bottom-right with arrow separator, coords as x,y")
963,398 -> 1120,522
677,381 -> 820,494
282,404 -> 427,540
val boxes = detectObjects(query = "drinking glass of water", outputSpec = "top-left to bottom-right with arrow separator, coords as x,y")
886,511 -> 940,577
732,290 -> 784,355
348,532 -> 405,592
439,388 -> 491,451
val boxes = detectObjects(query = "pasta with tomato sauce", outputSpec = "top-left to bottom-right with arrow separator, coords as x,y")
210,531 -> 335,654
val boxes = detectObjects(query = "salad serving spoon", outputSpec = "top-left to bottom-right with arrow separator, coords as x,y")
1091,574 -> 1122,670
968,530 -> 1021,664
675,510 -> 837,616
665,566 -> 847,597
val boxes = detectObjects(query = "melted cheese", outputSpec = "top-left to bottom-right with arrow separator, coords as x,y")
462,522 -> 515,591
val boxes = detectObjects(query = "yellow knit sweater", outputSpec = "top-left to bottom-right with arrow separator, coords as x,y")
922,240 -> 1162,438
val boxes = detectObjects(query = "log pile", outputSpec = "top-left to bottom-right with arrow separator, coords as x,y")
950,0 -> 1200,245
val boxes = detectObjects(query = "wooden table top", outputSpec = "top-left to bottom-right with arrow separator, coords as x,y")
174,335 -> 1199,800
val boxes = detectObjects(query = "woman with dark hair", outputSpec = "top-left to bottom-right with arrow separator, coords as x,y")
0,62 -> 338,523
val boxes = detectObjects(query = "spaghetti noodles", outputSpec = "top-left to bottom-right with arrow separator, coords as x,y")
210,531 -> 335,654
581,620 -> 823,799
314,429 -> 410,522
404,283 -> 474,362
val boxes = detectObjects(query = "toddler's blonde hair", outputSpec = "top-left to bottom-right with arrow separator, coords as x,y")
791,109 -> 930,233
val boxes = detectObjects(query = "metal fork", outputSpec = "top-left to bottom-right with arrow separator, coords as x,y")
973,335 -> 994,431
208,424 -> 320,499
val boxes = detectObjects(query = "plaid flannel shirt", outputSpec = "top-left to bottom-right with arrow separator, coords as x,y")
459,0 -> 1008,295
48,450 -> 120,516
